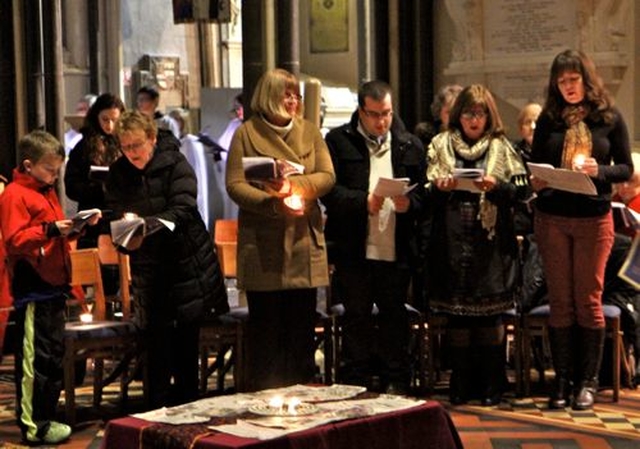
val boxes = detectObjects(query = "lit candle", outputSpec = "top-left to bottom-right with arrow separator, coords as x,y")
287,397 -> 301,415
573,154 -> 585,170
123,212 -> 138,221
268,396 -> 284,413
283,194 -> 304,215
80,312 -> 93,323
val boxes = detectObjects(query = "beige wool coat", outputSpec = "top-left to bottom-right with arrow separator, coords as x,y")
226,115 -> 335,291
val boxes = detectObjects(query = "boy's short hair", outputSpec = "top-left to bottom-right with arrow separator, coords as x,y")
18,130 -> 65,172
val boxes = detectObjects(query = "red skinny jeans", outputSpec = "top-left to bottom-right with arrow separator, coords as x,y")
534,211 -> 614,329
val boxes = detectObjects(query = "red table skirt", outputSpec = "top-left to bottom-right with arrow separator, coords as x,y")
101,401 -> 462,449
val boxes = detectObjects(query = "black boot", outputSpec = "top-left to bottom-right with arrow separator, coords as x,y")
476,325 -> 506,407
448,348 -> 470,405
448,329 -> 470,405
478,344 -> 506,406
573,327 -> 605,410
548,326 -> 573,409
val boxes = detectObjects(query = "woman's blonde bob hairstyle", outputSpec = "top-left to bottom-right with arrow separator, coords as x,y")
250,68 -> 302,122
114,110 -> 158,140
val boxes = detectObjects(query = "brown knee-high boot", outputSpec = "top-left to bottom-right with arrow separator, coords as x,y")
548,326 -> 573,409
573,326 -> 605,410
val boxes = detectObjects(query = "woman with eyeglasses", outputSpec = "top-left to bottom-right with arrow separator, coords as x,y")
425,84 -> 527,406
226,68 -> 335,391
530,50 -> 633,410
105,110 -> 228,408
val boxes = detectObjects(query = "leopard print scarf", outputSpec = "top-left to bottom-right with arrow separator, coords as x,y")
561,105 -> 592,169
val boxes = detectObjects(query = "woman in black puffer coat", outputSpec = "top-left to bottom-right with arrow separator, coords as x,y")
105,111 -> 228,409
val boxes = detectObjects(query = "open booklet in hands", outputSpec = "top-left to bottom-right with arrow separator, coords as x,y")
69,208 -> 102,236
447,168 -> 485,193
242,157 -> 305,182
373,177 -> 417,197
526,162 -> 597,196
110,214 -> 175,251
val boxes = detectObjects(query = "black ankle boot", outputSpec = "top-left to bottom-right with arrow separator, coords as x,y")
572,327 -> 605,410
548,327 -> 573,409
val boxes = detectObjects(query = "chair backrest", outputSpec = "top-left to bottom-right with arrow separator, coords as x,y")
214,219 -> 238,277
70,248 -> 107,321
97,234 -> 132,321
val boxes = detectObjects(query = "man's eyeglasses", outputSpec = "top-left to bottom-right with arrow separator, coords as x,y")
121,140 -> 147,152
361,109 -> 393,120
461,110 -> 487,120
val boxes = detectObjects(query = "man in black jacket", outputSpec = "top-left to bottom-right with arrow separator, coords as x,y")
321,80 -> 426,394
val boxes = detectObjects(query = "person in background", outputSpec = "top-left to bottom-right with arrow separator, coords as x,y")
64,94 -> 97,157
216,94 -> 245,219
136,85 -> 181,141
426,84 -> 527,406
226,68 -> 335,391
0,131 -> 100,445
612,152 -> 640,214
65,93 -> 125,250
106,110 -> 228,408
322,80 -> 426,394
513,102 -> 543,236
414,84 -> 464,312
169,107 -> 227,230
530,49 -> 633,410
513,102 -> 543,165
217,93 -> 244,157
414,84 -> 463,150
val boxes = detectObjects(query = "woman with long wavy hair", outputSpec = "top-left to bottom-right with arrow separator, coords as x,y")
64,93 -> 125,249
530,49 -> 633,410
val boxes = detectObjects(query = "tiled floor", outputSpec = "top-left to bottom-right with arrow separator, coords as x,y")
1,354 -> 640,448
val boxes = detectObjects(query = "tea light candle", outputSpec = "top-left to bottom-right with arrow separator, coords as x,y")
284,194 -> 304,213
268,396 -> 284,413
287,397 -> 301,415
79,312 -> 93,323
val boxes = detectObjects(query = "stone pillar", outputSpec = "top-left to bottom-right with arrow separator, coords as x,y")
276,0 -> 299,76
42,0 -> 65,140
241,1 -> 266,119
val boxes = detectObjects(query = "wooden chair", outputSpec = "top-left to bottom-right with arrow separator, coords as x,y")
97,234 -> 132,321
63,248 -> 139,426
425,313 -> 447,392
214,219 -> 238,278
200,219 -> 247,394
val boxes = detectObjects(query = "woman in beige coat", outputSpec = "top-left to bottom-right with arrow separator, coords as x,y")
226,68 -> 335,390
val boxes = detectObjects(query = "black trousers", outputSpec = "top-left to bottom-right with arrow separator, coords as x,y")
334,259 -> 411,387
246,289 -> 317,391
144,322 -> 200,408
14,297 -> 65,440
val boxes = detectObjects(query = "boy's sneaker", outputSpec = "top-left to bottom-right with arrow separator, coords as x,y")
26,421 -> 72,445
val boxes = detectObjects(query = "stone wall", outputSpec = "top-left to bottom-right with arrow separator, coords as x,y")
434,0 -> 637,144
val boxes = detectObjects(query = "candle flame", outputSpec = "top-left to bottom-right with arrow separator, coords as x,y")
284,194 -> 304,211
